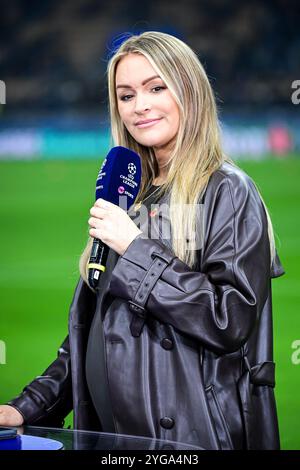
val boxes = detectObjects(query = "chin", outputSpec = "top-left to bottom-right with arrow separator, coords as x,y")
134,135 -> 168,148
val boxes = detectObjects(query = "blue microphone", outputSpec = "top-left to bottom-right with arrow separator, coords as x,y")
88,146 -> 142,289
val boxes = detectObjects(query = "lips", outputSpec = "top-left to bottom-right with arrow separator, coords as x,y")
135,118 -> 162,128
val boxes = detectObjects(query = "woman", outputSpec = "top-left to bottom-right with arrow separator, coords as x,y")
0,31 -> 284,449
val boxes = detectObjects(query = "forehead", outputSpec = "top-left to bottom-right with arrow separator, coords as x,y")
115,54 -> 159,86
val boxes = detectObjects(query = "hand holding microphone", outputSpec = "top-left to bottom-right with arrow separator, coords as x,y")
87,146 -> 142,289
88,198 -> 142,256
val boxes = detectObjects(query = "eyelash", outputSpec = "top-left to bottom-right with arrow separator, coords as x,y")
119,86 -> 166,102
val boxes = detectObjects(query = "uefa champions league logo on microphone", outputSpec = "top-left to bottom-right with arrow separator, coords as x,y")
128,162 -> 136,175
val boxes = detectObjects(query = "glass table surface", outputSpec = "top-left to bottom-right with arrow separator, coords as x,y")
10,425 -> 204,451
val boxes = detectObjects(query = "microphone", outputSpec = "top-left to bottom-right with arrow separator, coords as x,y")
88,146 -> 142,289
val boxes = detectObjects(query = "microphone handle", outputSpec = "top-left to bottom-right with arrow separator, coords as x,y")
88,238 -> 109,289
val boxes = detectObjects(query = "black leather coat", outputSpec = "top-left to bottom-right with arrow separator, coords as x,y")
8,163 -> 284,449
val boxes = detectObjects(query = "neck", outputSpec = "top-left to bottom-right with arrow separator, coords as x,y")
152,174 -> 167,186
153,151 -> 169,185
153,139 -> 175,185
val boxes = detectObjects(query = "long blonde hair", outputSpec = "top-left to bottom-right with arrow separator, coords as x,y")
79,31 -> 276,286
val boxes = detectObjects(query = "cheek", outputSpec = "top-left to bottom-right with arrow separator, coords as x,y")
117,104 -> 125,121
164,95 -> 180,126
118,106 -> 133,127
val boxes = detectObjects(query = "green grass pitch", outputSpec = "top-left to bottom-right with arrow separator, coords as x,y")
0,157 -> 299,449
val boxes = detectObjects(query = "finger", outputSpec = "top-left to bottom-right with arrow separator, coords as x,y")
89,227 -> 104,240
95,198 -> 112,209
88,216 -> 102,229
90,206 -> 106,218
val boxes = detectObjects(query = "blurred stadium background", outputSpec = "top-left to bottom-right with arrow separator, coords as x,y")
0,0 -> 299,449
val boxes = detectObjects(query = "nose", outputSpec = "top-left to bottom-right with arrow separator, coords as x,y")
134,92 -> 151,114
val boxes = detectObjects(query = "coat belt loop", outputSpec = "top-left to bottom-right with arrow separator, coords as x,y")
128,253 -> 170,337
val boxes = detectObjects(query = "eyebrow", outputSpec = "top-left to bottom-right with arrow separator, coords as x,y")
116,75 -> 161,90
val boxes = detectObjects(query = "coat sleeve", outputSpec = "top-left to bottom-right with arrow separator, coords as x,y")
109,171 -> 281,354
6,335 -> 73,427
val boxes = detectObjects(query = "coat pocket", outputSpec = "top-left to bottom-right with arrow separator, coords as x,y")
205,385 -> 234,450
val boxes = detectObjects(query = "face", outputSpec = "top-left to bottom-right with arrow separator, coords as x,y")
115,54 -> 180,155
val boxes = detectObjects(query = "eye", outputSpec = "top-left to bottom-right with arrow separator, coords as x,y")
151,86 -> 166,93
119,94 -> 133,102
119,86 -> 166,102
